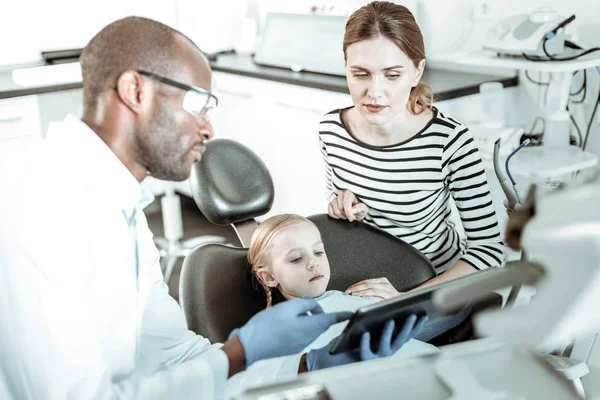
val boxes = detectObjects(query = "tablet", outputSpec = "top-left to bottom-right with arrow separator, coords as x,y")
328,276 -> 477,355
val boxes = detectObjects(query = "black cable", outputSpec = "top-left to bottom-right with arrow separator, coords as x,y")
570,69 -> 586,96
525,70 -> 549,86
542,38 -> 554,59
567,105 -> 583,146
565,40 -> 584,50
582,85 -> 600,151
570,69 -> 588,104
524,45 -> 600,62
528,116 -> 545,135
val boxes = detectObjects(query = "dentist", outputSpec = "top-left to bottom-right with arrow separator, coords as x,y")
0,17 -> 353,399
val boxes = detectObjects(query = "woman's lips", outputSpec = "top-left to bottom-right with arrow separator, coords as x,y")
310,275 -> 324,282
365,104 -> 386,113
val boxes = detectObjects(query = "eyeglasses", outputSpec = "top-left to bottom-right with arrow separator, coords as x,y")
137,70 -> 218,122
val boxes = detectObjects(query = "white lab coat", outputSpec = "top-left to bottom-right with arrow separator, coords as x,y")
0,115 -> 296,399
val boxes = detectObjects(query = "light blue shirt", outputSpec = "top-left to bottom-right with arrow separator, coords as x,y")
0,115 -> 230,399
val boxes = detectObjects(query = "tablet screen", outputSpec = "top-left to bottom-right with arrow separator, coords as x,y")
327,273 -> 483,355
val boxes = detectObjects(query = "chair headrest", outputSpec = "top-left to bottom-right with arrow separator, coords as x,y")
189,139 -> 274,225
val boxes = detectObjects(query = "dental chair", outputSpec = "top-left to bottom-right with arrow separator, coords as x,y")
179,138 -> 499,344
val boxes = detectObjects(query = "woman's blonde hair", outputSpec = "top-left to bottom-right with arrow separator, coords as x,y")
343,1 -> 433,115
248,214 -> 316,308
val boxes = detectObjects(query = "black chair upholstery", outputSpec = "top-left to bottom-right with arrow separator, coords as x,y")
189,138 -> 274,225
180,214 -> 437,344
308,214 -> 436,293
180,244 -> 265,343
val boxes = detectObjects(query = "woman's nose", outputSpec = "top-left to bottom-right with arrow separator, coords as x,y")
367,76 -> 383,100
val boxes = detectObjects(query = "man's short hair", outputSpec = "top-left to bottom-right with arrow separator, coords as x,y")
80,16 -> 186,110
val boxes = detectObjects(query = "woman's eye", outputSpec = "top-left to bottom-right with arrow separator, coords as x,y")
387,74 -> 401,80
354,73 -> 368,79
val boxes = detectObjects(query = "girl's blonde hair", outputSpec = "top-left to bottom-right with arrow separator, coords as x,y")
248,214 -> 316,308
343,1 -> 433,115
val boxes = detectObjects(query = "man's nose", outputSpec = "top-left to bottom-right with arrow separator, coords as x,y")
198,120 -> 214,141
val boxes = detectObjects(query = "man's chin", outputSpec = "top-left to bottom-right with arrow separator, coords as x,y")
147,167 -> 191,182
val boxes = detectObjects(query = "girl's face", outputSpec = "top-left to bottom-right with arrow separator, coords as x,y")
256,222 -> 331,300
345,36 -> 424,125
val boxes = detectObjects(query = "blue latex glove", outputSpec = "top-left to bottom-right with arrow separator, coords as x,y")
306,314 -> 428,371
229,297 -> 353,367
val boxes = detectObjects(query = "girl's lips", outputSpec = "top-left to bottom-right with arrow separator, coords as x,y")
310,275 -> 324,282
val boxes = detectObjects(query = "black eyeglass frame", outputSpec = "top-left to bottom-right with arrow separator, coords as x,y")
137,70 -> 219,109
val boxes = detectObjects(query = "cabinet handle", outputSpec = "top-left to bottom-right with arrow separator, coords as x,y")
0,116 -> 24,124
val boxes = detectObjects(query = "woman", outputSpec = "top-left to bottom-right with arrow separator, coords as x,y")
319,1 -> 504,302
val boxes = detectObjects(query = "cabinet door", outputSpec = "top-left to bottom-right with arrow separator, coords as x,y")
211,72 -> 352,220
0,95 -> 42,161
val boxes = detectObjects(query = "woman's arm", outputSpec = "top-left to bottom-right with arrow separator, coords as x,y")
346,260 -> 476,301
442,125 -> 505,270
407,259 -> 476,292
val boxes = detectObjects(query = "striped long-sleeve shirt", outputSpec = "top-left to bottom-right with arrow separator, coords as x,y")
319,107 -> 504,273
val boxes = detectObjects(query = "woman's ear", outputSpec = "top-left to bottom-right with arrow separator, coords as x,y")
413,59 -> 426,87
256,268 -> 278,288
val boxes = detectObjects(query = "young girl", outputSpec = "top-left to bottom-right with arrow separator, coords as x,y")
248,213 -> 438,355
224,214 -> 438,398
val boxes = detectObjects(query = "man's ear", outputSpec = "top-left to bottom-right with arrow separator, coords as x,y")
413,59 -> 426,87
256,269 -> 278,288
115,70 -> 147,113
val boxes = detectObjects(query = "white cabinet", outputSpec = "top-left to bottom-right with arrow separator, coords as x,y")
211,72 -> 352,220
0,95 -> 43,162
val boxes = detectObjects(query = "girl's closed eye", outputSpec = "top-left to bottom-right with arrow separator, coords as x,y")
315,251 -> 325,256
290,257 -> 303,264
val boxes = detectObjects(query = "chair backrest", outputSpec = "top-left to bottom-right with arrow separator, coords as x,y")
189,138 -> 274,226
180,244 -> 265,342
180,214 -> 437,343
308,214 -> 436,292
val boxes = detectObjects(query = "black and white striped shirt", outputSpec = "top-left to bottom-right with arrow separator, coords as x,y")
319,107 -> 504,273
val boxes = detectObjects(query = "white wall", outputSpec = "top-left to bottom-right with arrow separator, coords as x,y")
176,0 -> 249,54
0,0 -> 177,68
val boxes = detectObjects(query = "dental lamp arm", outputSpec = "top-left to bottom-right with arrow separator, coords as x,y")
431,261 -> 545,312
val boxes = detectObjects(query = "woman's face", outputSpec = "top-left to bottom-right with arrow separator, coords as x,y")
345,36 -> 424,125
257,222 -> 331,300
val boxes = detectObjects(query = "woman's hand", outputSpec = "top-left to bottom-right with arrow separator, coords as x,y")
346,277 -> 403,302
328,190 -> 369,222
